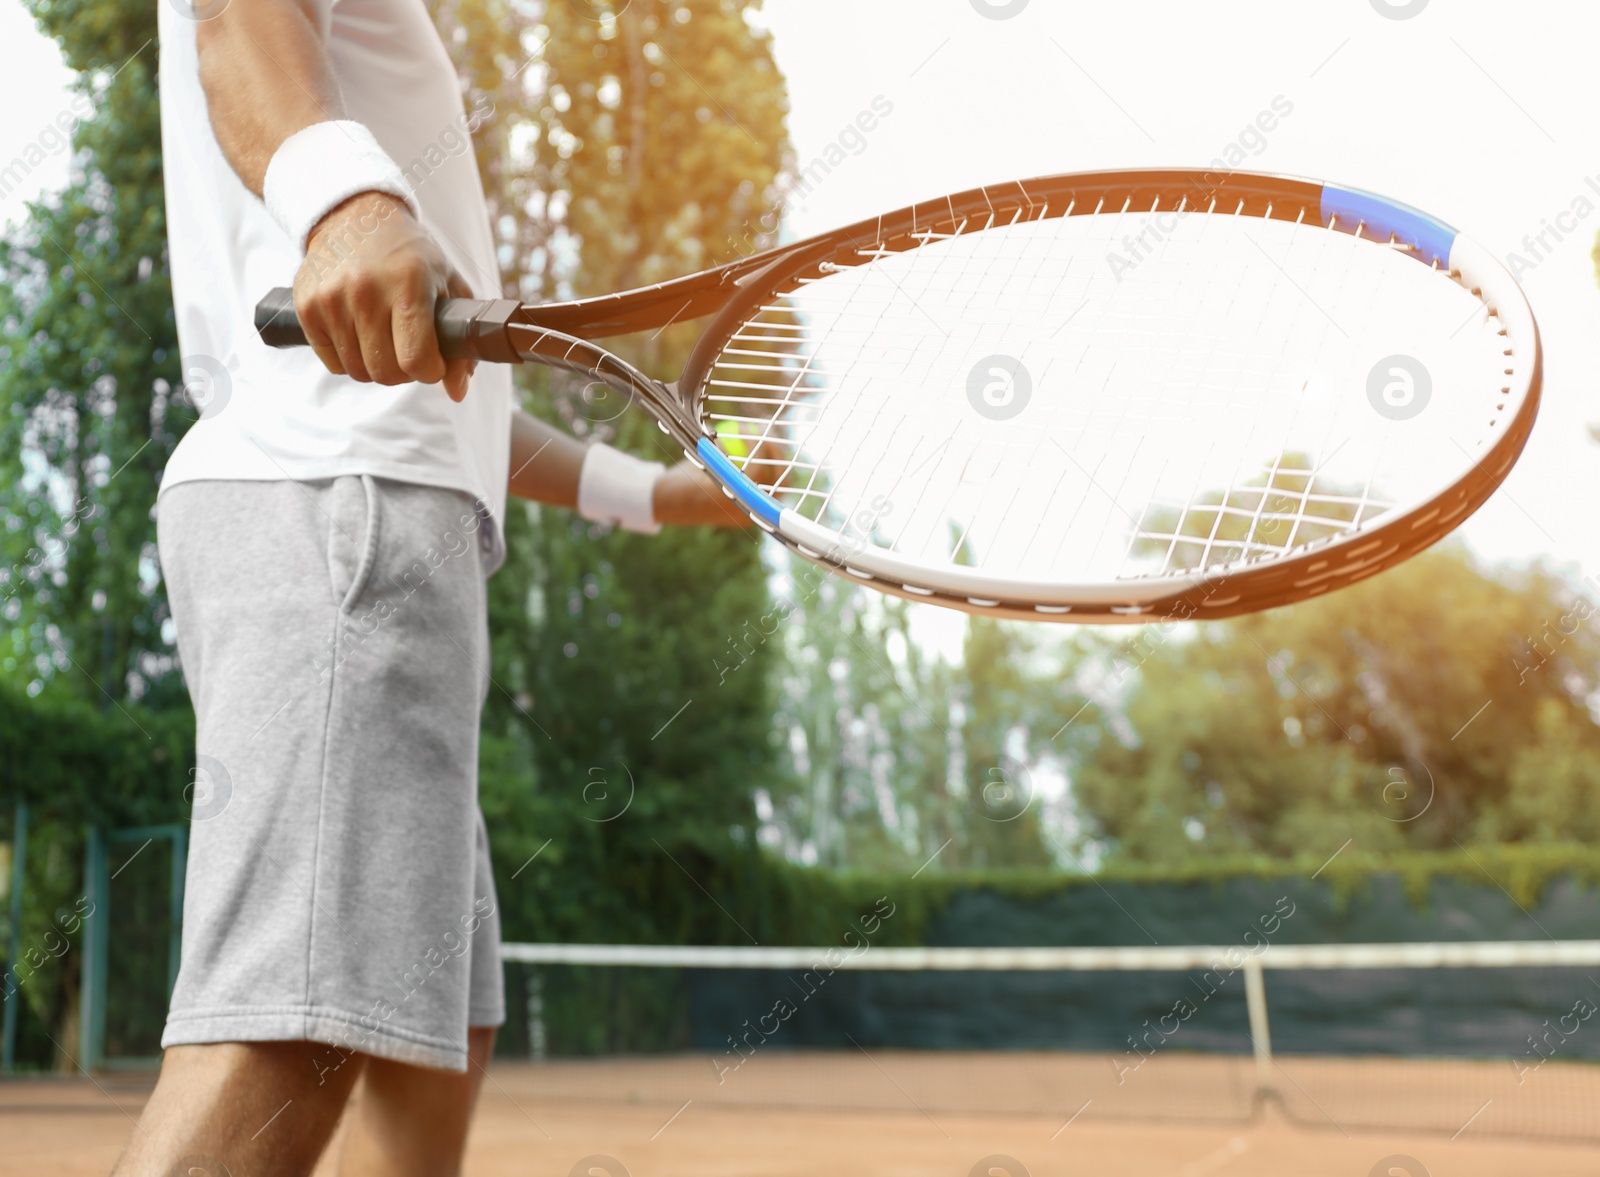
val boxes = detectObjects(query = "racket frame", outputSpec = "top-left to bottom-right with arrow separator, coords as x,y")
659,169 -> 1540,621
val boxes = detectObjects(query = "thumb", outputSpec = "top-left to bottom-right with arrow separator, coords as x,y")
443,270 -> 478,402
444,356 -> 476,403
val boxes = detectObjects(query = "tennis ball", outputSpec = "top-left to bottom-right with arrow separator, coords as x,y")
715,418 -> 750,460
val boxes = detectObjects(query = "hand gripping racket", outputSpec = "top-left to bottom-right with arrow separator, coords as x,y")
256,168 -> 1540,623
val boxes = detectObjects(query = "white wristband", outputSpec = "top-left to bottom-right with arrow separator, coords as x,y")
577,444 -> 665,535
263,120 -> 419,255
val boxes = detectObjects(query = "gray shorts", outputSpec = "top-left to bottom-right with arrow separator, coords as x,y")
157,475 -> 505,1073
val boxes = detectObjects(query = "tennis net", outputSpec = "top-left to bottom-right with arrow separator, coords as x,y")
497,940 -> 1600,1141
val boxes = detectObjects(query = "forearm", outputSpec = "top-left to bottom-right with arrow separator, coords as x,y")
508,408 -> 749,528
196,0 -> 343,197
507,407 -> 588,507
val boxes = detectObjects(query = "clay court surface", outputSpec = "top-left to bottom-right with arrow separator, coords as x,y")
5,1053 -> 1599,1176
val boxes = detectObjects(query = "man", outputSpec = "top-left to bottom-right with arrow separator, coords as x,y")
120,0 -> 745,1172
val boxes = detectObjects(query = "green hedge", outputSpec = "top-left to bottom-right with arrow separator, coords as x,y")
6,676 -> 1597,940
735,843 -> 1600,946
0,683 -> 192,828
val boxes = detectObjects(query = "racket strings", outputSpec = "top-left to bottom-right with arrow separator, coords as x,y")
701,187 -> 1506,585
1186,209 -> 1344,572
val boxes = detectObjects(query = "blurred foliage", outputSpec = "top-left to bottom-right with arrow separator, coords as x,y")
0,0 -> 181,1070
788,841 -> 1600,933
101,832 -> 176,1059
0,682 -> 188,1070
0,681 -> 191,826
752,542 -> 1600,881
1130,451 -> 1366,573
0,0 -> 182,712
1065,545 -> 1600,865
438,0 -> 796,966
760,581 -> 1076,873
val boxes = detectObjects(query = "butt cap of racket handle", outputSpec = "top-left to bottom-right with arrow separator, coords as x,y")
254,287 -> 304,349
253,288 -> 524,364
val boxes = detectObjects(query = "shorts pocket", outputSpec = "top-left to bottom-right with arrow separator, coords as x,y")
325,474 -> 382,614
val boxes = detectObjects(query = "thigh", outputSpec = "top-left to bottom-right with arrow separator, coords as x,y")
114,1041 -> 365,1176
335,1026 -> 497,1177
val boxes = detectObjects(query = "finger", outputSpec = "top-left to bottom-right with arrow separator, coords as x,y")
441,270 -> 480,400
357,320 -> 404,385
309,342 -> 347,377
392,272 -> 446,387
302,312 -> 346,378
295,267 -> 368,382
443,356 -> 475,403
347,273 -> 405,385
294,286 -> 346,377
324,309 -> 371,384
310,281 -> 373,383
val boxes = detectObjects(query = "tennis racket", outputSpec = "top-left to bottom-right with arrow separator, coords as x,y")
256,167 -> 1540,623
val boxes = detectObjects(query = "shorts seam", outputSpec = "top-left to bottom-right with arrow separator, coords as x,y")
304,497 -> 354,1025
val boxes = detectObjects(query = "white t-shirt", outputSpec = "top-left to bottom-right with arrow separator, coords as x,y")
156,0 -> 512,573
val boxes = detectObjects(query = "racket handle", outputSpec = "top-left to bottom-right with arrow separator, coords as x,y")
253,288 -> 525,363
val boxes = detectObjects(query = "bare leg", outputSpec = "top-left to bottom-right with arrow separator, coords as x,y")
335,1027 -> 496,1177
114,1040 -> 365,1176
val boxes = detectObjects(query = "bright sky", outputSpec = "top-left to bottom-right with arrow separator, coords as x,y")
0,2 -> 74,222
2,0 -> 1596,656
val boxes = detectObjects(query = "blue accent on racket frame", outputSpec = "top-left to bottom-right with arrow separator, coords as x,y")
696,436 -> 782,527
1319,184 -> 1457,269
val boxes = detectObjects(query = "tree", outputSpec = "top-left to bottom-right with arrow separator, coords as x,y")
760,581 -> 1080,873
426,1 -> 803,1052
431,0 -> 796,957
0,0 -> 181,711
766,580 -> 955,872
958,617 -> 1059,867
0,0 -> 188,1072
1131,452 -> 1365,574
1480,699 -> 1600,844
0,0 -> 798,1066
1065,545 -> 1600,864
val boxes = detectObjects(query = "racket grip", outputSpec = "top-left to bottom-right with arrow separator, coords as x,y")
253,288 -> 525,363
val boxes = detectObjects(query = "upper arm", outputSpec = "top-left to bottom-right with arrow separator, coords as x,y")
196,0 -> 331,54
193,0 -> 346,195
